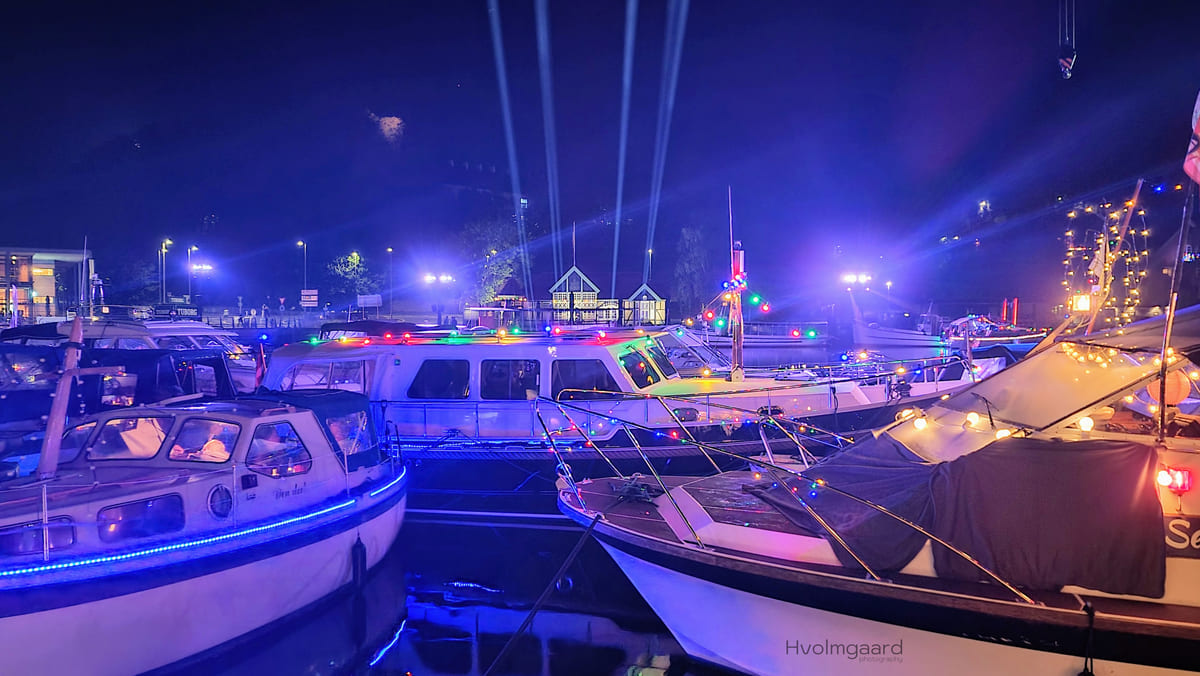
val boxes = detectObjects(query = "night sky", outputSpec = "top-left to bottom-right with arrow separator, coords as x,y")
2,1 -> 1198,314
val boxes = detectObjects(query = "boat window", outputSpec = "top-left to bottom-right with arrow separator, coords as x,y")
330,360 -> 365,393
100,373 -> 138,406
0,351 -> 55,391
87,416 -> 171,460
643,343 -> 678,378
155,336 -> 197,350
282,362 -> 331,390
58,422 -> 97,464
0,516 -> 74,556
407,359 -> 471,399
551,359 -> 621,400
117,338 -> 152,350
169,418 -> 238,463
618,349 -> 660,388
326,411 -> 370,455
247,422 -> 313,478
191,335 -> 227,349
97,494 -> 185,543
481,359 -> 540,400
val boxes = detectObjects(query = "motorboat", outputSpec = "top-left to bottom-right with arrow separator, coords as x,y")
262,328 -> 994,521
0,342 -> 241,462
559,306 -> 1200,675
943,314 -> 1048,358
0,388 -> 407,676
0,318 -> 259,392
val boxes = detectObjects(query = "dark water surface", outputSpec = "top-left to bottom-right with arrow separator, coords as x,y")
166,519 -> 741,676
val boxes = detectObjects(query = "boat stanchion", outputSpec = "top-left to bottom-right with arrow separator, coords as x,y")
1078,601 -> 1095,676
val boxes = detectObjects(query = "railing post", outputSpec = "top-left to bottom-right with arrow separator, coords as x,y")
41,483 -> 49,562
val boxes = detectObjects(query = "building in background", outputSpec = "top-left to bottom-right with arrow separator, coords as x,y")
0,247 -> 92,323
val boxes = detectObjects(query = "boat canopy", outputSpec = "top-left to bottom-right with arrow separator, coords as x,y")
750,432 -> 1164,596
1069,303 -> 1200,357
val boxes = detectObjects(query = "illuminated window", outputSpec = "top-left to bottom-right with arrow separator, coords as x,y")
247,422 -> 312,478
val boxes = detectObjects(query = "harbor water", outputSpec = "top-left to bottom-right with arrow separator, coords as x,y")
162,519 -> 743,676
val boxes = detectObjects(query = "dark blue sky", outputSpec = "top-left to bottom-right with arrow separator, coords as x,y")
2,0 -> 1198,307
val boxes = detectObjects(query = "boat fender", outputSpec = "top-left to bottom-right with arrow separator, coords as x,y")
351,536 -> 367,590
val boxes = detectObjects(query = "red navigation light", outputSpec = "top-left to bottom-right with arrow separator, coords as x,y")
1158,467 -> 1193,495
791,329 -> 801,338
553,326 -> 563,335
703,310 -> 715,321
760,303 -> 770,313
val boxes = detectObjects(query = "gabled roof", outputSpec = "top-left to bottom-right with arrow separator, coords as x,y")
548,266 -> 600,294
627,283 -> 663,301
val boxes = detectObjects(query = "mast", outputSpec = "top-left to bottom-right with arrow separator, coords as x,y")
1156,184 -> 1195,441
727,187 -> 744,381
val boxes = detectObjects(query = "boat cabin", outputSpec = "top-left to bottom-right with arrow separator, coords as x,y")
262,331 -> 884,442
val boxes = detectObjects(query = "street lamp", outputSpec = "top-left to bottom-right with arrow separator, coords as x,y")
159,238 -> 173,304
386,247 -> 394,316
296,241 -> 307,289
186,245 -> 199,302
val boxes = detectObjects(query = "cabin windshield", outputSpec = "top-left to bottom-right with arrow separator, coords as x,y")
938,342 -> 1164,429
644,343 -> 678,378
618,349 -> 661,388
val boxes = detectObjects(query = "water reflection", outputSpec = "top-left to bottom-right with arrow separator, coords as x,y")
160,521 -> 737,676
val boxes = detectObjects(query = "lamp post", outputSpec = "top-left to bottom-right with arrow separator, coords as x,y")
296,241 -> 308,289
186,245 -> 199,302
386,247 -> 394,316
159,238 -> 173,304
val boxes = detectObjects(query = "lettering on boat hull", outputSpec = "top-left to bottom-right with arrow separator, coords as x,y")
1165,516 -> 1200,558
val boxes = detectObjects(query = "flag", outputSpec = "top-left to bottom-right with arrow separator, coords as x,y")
254,342 -> 267,390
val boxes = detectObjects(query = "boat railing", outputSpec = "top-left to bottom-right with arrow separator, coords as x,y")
551,397 -> 1034,605
373,387 -> 853,456
0,451 -> 405,566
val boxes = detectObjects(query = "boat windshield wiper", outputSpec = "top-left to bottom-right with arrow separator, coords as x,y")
972,392 -> 997,429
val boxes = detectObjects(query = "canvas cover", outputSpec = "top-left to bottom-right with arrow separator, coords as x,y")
752,434 -> 1166,596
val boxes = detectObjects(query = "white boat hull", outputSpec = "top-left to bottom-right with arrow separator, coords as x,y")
0,496 -> 405,676
603,544 -> 1191,676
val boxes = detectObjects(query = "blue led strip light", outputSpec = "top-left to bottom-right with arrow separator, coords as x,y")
368,466 -> 407,498
368,618 -> 408,667
0,499 -> 357,578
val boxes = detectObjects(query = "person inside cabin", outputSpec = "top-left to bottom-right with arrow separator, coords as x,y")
1186,88 -> 1200,185
170,421 -> 230,462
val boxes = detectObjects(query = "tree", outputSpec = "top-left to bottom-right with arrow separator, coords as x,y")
461,219 -> 522,304
672,225 -> 713,313
325,252 -> 380,301
104,260 -> 158,305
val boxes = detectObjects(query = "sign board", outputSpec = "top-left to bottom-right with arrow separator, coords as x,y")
153,304 -> 201,320
300,289 -> 319,308
357,294 -> 383,308
1166,516 -> 1200,558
